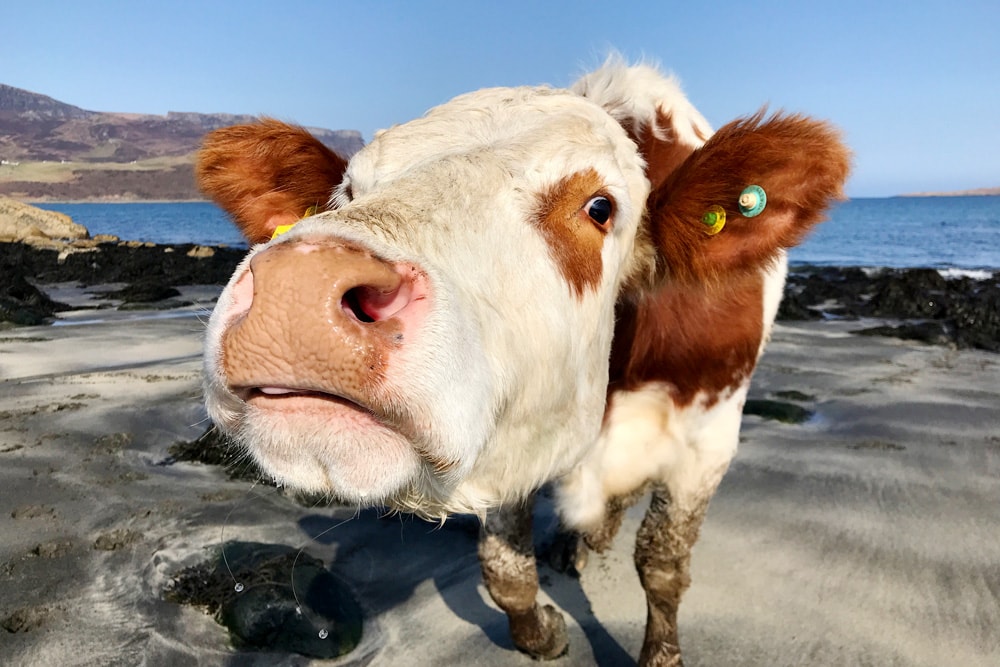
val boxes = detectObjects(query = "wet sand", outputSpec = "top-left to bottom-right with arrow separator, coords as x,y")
1,291 -> 998,666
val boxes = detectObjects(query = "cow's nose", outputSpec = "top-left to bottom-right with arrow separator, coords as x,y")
220,241 -> 416,398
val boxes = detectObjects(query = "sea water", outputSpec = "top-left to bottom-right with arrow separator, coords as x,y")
34,201 -> 245,248
36,196 -> 1000,270
791,196 -> 999,270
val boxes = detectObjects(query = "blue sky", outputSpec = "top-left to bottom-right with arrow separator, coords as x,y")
3,0 -> 997,197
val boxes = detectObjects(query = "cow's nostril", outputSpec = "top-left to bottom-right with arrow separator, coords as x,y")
342,287 -> 378,323
341,283 -> 412,324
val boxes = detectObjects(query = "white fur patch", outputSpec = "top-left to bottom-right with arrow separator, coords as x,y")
571,56 -> 712,150
556,383 -> 747,532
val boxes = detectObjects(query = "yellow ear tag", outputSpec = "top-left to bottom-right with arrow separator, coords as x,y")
270,205 -> 321,240
701,205 -> 726,235
270,224 -> 296,240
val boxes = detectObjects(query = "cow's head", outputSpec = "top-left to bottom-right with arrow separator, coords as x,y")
198,62 -> 849,518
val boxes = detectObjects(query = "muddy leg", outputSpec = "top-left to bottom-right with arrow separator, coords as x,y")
479,495 -> 568,659
634,485 -> 713,667
585,485 -> 648,553
547,528 -> 589,575
549,486 -> 648,575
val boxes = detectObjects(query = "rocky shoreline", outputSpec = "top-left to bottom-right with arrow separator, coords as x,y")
0,239 -> 1000,352
1,240 -> 245,325
3,237 -> 998,352
780,265 -> 1000,352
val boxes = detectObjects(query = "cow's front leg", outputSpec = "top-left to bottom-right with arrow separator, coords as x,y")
479,495 -> 568,659
634,484 -> 715,667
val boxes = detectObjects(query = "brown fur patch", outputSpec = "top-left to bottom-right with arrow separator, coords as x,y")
646,111 -> 851,287
196,119 -> 348,244
632,109 -> 702,191
533,169 -> 609,297
610,272 -> 765,407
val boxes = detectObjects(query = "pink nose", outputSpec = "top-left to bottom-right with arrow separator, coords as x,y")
220,241 -> 417,401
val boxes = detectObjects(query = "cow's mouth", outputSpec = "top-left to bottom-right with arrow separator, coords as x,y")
242,386 -> 376,415
245,386 -> 362,403
237,386 -> 416,440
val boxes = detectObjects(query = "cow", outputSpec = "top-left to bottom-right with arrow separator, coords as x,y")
196,60 -> 849,665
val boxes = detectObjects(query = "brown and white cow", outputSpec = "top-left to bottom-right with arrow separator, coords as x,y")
197,61 -> 849,665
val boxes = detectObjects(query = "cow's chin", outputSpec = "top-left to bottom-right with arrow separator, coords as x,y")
235,394 -> 430,506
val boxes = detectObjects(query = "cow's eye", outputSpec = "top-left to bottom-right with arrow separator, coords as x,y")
585,196 -> 613,226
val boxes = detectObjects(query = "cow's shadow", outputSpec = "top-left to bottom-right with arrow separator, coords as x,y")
296,492 -> 635,665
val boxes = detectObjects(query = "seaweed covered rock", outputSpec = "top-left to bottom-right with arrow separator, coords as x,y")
165,427 -> 263,482
164,541 -> 363,659
0,267 -> 69,326
0,240 -> 245,286
96,278 -> 192,310
98,280 -> 181,303
782,266 -> 1000,352
864,268 -> 950,319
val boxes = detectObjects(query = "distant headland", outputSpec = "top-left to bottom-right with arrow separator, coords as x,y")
0,83 -> 363,201
897,186 -> 1000,197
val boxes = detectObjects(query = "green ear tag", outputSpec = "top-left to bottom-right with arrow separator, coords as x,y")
701,205 -> 726,235
738,185 -> 766,217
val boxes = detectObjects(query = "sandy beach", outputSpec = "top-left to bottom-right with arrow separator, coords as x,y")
2,282 -> 999,666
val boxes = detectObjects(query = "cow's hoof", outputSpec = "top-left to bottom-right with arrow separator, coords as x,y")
546,530 -> 589,576
510,603 -> 569,660
639,640 -> 683,667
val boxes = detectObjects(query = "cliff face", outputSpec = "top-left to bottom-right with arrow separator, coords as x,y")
0,83 -> 96,121
0,83 -> 363,200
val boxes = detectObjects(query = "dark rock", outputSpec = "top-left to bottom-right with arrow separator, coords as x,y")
0,269 -> 69,326
117,299 -> 193,311
165,426 -> 264,482
784,266 -> 872,318
782,265 -> 1000,353
864,268 -> 950,319
776,291 -> 823,320
773,390 -> 815,402
0,240 -> 245,287
1,237 -> 243,325
743,399 -> 813,424
856,322 -> 954,347
98,280 -> 181,303
164,541 -> 363,659
949,283 -> 1000,352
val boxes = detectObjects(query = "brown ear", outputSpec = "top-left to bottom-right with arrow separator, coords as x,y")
196,118 -> 349,244
649,111 -> 850,285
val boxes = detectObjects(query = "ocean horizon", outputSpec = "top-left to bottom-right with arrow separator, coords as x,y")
36,195 -> 1000,271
